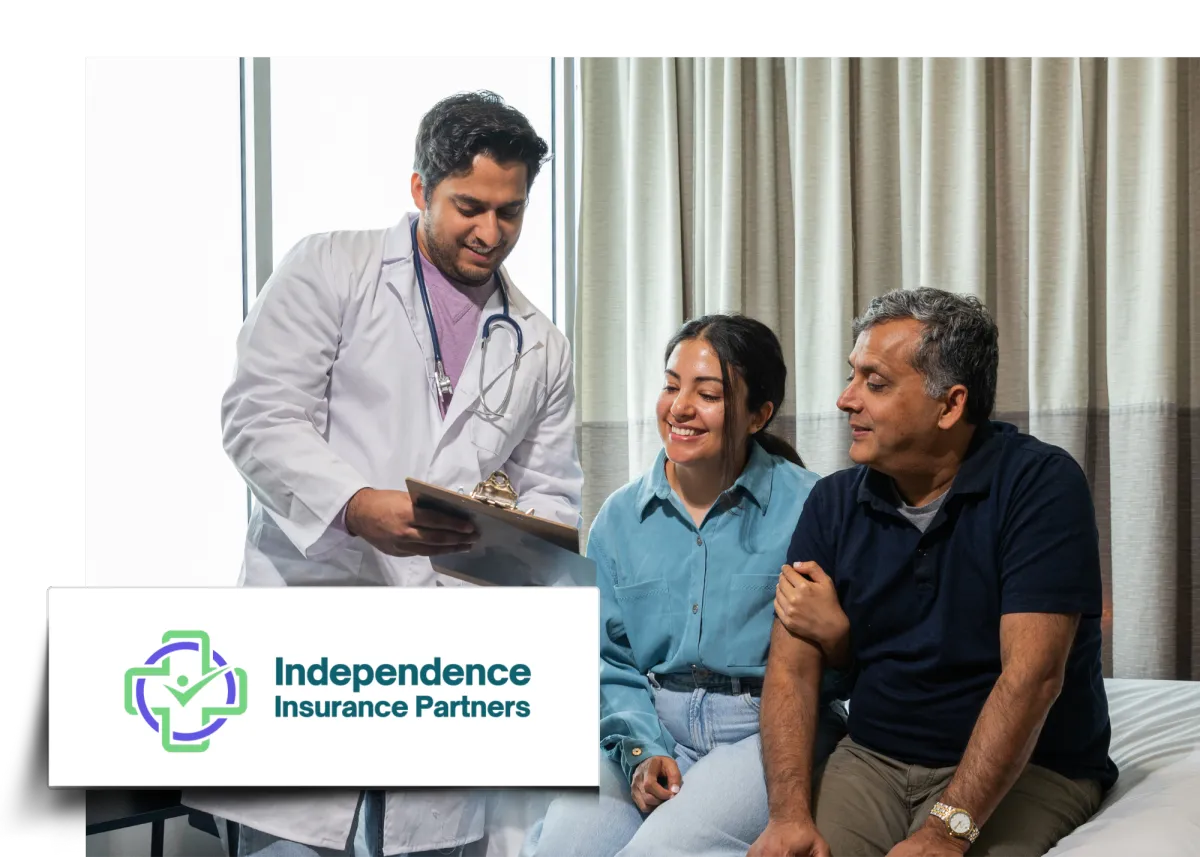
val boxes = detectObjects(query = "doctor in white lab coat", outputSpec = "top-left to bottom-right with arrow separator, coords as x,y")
186,91 -> 582,857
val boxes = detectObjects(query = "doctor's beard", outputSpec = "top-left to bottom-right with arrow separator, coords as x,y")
421,216 -> 510,288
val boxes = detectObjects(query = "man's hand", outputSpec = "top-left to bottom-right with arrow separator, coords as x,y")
747,819 -> 831,857
629,755 -> 681,813
885,820 -> 970,857
775,562 -> 850,667
345,488 -> 478,557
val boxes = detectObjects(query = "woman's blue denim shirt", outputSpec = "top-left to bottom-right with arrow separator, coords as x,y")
592,441 -> 823,780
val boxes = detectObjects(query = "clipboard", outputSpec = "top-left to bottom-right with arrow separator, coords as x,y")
405,475 -> 595,588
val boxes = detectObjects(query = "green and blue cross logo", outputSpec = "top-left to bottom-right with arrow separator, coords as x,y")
123,630 -> 248,752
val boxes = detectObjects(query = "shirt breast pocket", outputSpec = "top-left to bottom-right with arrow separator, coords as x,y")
724,573 -> 779,668
468,345 -> 546,463
612,577 -> 673,669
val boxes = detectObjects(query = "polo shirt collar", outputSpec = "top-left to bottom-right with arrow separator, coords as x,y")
857,420 -> 1002,511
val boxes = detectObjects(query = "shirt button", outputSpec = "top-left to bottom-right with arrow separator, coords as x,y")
631,747 -> 642,757
692,603 -> 699,614
696,536 -> 703,546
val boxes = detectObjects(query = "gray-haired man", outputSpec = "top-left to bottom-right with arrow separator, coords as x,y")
750,288 -> 1117,856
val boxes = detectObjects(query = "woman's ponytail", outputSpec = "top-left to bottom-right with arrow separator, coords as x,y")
754,430 -> 804,468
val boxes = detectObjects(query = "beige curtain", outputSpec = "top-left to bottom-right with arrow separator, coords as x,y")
574,58 -> 1200,681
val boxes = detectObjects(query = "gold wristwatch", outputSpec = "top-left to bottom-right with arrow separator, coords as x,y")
930,802 -> 979,843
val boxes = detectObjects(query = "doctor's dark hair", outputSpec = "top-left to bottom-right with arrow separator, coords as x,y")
414,91 -> 550,201
663,314 -> 805,477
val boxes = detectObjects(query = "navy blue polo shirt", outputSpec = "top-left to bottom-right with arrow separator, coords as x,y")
788,421 -> 1118,789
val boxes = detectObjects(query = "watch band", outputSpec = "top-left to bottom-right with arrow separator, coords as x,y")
930,801 -> 979,843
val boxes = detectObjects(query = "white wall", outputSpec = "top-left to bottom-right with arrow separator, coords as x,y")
85,58 -> 248,589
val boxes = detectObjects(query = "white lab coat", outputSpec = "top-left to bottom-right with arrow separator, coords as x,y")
184,213 -> 582,854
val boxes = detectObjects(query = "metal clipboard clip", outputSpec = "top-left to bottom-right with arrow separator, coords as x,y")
468,471 -> 532,516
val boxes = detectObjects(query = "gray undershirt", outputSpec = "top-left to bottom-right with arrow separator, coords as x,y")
891,481 -> 949,533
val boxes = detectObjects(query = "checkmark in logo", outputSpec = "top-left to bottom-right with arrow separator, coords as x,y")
126,631 -> 248,752
165,665 -> 232,708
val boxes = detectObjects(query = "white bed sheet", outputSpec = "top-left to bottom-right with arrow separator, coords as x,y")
1045,678 -> 1200,855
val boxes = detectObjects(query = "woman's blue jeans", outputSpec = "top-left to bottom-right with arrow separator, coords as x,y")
521,683 -> 847,857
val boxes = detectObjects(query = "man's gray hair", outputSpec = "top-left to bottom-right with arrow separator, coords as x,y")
852,287 -> 999,424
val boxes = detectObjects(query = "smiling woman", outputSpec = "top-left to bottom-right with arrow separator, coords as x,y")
660,315 -> 806,513
521,314 -> 851,857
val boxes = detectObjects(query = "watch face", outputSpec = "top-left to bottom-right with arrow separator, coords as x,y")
948,811 -> 972,834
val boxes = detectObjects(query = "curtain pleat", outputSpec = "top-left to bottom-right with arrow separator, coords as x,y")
576,57 -> 1199,679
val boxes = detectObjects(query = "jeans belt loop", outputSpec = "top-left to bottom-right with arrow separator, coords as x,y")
731,676 -> 742,694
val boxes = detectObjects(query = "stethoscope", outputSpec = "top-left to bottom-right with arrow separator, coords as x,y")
410,217 -> 523,418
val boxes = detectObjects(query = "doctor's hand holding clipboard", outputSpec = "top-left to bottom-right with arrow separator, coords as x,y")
342,486 -> 479,557
406,474 -> 593,588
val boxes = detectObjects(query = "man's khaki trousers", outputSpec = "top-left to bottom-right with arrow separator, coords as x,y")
812,737 -> 1103,856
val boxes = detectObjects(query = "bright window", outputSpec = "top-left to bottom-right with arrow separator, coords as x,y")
269,57 -> 556,318
85,58 -> 247,587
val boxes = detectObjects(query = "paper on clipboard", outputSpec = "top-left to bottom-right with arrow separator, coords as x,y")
405,477 -> 596,588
